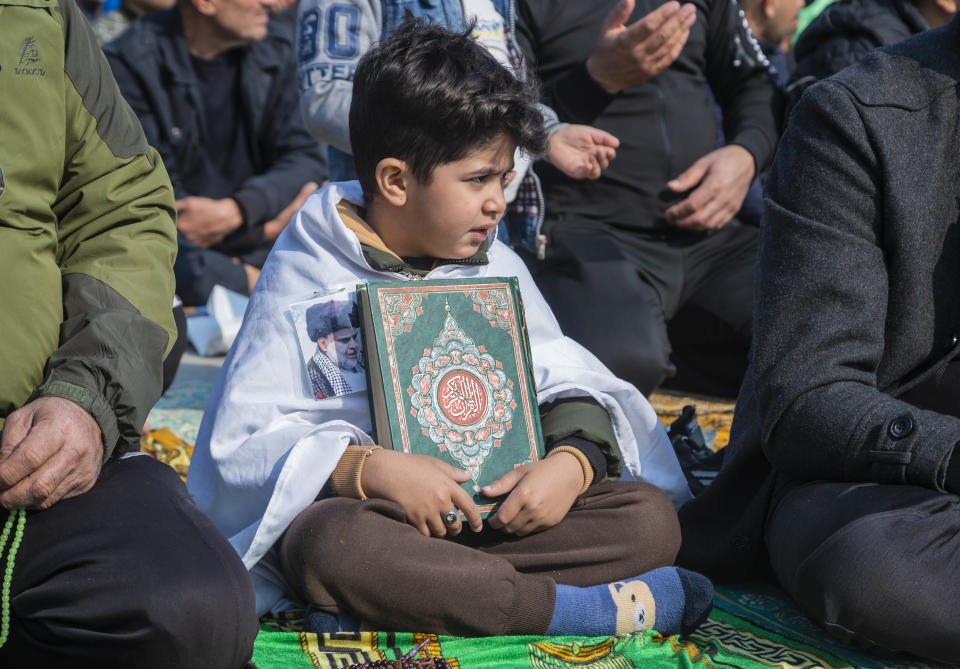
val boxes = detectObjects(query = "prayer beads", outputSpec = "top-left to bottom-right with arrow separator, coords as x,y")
0,508 -> 26,649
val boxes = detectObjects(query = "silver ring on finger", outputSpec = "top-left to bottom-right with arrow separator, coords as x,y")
442,507 -> 459,525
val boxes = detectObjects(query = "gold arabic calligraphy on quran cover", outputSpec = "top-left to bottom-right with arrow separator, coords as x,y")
358,278 -> 545,516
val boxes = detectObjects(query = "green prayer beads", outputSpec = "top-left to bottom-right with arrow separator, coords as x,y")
0,508 -> 26,650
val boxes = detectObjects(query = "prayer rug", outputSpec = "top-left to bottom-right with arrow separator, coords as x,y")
251,627 -> 788,669
146,378 -> 214,445
250,593 -> 957,669
649,391 -> 735,450
140,427 -> 194,481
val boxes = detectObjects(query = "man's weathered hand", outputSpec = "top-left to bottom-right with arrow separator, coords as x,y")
548,125 -> 619,179
360,449 -> 484,538
176,196 -> 244,248
664,145 -> 756,230
586,0 -> 697,94
263,181 -> 321,242
0,397 -> 103,510
482,452 -> 584,536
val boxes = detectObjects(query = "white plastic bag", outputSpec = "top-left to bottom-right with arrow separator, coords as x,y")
186,285 -> 250,356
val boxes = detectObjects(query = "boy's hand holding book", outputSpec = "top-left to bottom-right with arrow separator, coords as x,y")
361,449 -> 484,538
483,452 -> 586,537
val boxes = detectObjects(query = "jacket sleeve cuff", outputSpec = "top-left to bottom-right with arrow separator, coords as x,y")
330,445 -> 382,498
547,436 -> 604,487
540,397 -> 623,478
30,380 -> 114,462
730,126 -> 777,175
231,188 -> 268,229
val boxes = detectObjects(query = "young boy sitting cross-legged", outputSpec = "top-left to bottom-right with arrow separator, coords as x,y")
186,19 -> 712,638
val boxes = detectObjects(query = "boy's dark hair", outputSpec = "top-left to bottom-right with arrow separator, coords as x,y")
349,18 -> 549,196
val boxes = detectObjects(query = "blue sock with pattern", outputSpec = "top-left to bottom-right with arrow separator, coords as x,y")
546,567 -> 713,637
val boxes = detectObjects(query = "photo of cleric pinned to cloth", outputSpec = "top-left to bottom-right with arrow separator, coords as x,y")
288,292 -> 367,399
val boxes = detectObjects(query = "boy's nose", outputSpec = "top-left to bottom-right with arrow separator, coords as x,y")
484,187 -> 506,216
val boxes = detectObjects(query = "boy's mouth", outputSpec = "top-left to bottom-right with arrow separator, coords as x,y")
469,224 -> 496,237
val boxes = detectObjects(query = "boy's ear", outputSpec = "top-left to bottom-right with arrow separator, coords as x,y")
374,158 -> 410,207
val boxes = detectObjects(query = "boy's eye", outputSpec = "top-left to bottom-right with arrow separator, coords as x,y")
470,170 -> 515,185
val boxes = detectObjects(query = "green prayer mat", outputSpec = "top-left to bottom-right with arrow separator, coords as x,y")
251,586 -> 959,669
251,628 -> 776,669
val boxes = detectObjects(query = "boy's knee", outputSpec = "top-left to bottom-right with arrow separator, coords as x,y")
624,482 -> 681,569
281,497 -> 404,596
284,497 -> 379,557
590,481 -> 681,573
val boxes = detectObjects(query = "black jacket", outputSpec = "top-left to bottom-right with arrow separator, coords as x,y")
105,10 -> 327,243
787,0 -> 928,110
678,16 -> 960,582
516,0 -> 778,233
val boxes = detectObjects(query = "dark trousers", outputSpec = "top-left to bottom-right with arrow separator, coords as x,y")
528,218 -> 756,398
766,480 -> 960,663
174,234 -> 272,307
279,480 -> 681,637
0,454 -> 258,669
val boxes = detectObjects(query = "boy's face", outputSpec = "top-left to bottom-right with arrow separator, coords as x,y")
393,134 -> 516,259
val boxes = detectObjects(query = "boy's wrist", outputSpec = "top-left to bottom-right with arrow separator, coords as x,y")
547,445 -> 593,495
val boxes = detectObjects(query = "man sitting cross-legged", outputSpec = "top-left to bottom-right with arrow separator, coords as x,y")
680,15 -> 960,663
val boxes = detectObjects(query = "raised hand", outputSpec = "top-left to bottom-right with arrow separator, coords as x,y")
548,125 -> 619,179
586,0 -> 697,94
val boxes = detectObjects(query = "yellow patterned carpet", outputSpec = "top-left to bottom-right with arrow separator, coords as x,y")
141,427 -> 194,481
141,392 -> 737,482
649,391 -> 736,451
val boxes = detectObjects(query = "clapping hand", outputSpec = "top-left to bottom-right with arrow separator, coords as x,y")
548,125 -> 619,179
586,0 -> 697,94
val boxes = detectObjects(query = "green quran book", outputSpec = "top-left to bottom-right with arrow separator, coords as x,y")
357,277 -> 544,516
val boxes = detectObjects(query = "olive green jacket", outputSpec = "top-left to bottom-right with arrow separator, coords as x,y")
0,0 -> 177,458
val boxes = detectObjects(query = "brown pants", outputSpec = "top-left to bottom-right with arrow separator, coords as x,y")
278,480 -> 680,636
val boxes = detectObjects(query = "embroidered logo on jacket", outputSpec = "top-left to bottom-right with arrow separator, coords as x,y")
16,38 -> 45,76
